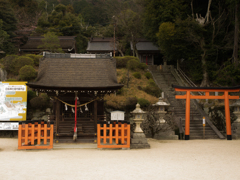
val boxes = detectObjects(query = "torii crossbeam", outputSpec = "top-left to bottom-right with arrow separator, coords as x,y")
172,85 -> 240,140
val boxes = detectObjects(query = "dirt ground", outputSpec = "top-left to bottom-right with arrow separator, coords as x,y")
0,138 -> 240,180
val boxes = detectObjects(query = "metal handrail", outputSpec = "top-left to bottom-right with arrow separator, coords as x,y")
173,66 -> 224,139
177,67 -> 203,95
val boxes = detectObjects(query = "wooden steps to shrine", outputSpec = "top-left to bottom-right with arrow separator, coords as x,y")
55,118 -> 96,143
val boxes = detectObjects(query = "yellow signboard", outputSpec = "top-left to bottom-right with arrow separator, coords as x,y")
0,81 -> 27,121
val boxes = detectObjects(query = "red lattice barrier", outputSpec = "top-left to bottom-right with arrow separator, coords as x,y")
97,121 -> 130,149
18,120 -> 54,150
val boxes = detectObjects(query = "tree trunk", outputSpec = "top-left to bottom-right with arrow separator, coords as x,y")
205,0 -> 212,23
200,38 -> 210,87
233,3 -> 239,67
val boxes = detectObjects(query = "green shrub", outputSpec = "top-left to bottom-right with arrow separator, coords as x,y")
125,97 -> 138,112
117,87 -> 124,95
119,74 -> 130,85
148,79 -> 156,86
115,56 -> 139,68
1,55 -> 18,74
25,54 -> 43,66
145,72 -> 152,79
19,65 -> 37,81
6,78 -> 17,81
27,90 -> 37,103
138,98 -> 150,108
133,72 -> 141,79
127,59 -> 140,71
14,57 -> 34,75
138,63 -> 148,70
30,96 -> 49,110
143,79 -> 161,97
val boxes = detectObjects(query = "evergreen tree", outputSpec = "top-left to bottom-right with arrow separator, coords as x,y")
0,0 -> 17,37
38,32 -> 63,53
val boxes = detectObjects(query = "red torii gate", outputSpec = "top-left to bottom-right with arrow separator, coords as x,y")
172,85 -> 240,140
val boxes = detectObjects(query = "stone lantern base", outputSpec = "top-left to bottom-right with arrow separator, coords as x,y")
232,122 -> 240,139
130,132 -> 150,149
154,124 -> 178,140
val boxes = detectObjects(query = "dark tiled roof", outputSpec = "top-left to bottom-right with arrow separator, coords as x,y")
131,39 -> 159,51
20,36 -> 76,51
136,42 -> 159,51
27,58 -> 123,90
87,37 -> 117,51
86,41 -> 117,51
90,37 -> 114,42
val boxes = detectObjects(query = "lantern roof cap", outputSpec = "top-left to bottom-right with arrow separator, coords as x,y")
131,103 -> 145,114
152,97 -> 170,106
231,99 -> 240,107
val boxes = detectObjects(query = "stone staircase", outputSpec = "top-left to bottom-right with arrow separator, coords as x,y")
148,65 -> 224,139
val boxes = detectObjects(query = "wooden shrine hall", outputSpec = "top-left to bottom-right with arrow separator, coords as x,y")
27,53 -> 123,143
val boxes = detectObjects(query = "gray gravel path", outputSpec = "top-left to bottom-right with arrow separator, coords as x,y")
0,138 -> 240,180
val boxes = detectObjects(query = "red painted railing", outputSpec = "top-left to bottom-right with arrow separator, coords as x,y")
97,121 -> 130,149
18,120 -> 54,150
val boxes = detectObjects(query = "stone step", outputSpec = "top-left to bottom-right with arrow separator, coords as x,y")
149,67 -> 222,140
189,135 -> 219,139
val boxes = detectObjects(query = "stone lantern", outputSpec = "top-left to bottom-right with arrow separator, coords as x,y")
131,103 -> 145,133
151,96 -> 178,140
152,97 -> 170,124
231,99 -> 240,139
130,103 -> 150,149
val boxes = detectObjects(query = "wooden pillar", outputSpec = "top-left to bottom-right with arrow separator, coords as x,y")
224,91 -> 232,140
185,90 -> 191,140
55,99 -> 61,135
94,100 -> 98,133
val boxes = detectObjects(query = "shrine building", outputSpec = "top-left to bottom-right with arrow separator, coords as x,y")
27,53 -> 123,143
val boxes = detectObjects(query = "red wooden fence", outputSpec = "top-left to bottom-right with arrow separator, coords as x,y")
97,121 -> 130,149
18,120 -> 54,150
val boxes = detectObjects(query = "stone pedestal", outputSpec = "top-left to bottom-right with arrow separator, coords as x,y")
154,125 -> 178,140
130,133 -> 150,149
230,100 -> 240,139
232,122 -> 240,139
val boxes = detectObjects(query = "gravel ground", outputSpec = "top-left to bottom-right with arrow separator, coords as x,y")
0,138 -> 240,180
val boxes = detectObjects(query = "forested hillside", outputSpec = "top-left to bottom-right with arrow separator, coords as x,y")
0,0 -> 240,87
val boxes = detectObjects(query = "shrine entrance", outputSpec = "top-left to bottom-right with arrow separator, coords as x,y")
172,85 -> 240,140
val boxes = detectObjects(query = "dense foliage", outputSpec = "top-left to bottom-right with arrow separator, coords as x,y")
0,0 -> 239,86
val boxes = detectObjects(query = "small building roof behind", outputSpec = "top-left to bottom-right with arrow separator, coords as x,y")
131,39 -> 159,51
19,36 -> 76,52
87,37 -> 117,52
27,56 -> 123,90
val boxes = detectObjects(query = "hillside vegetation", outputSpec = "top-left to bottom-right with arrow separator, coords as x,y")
104,56 -> 161,112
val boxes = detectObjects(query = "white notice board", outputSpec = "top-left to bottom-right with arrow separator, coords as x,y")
111,111 -> 125,121
0,122 -> 19,130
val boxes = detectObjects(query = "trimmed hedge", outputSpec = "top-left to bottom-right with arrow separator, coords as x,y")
14,57 -> 34,75
138,98 -> 150,108
133,72 -> 141,79
142,79 -> 162,97
25,54 -> 43,66
115,56 -> 139,68
138,63 -> 148,70
145,72 -> 152,79
1,55 -> 18,74
19,65 -> 37,81
127,59 -> 140,71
